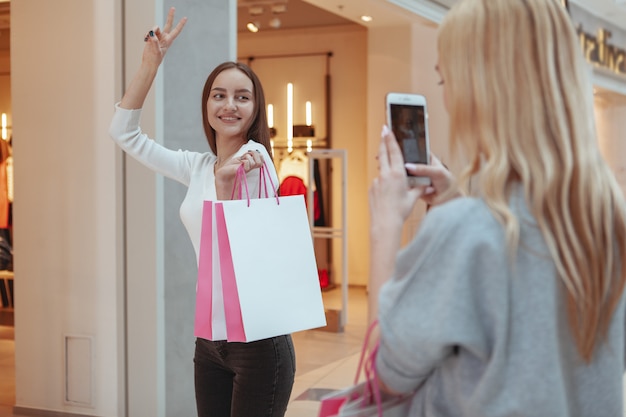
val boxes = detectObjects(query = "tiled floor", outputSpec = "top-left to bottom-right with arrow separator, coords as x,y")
288,286 -> 369,416
0,325 -> 16,417
0,287 -> 368,417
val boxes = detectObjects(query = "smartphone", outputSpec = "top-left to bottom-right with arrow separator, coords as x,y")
385,92 -> 431,186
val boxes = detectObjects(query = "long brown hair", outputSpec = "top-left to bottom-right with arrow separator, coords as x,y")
201,62 -> 272,158
438,0 -> 626,362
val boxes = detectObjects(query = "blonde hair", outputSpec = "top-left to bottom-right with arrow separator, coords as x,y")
438,0 -> 626,362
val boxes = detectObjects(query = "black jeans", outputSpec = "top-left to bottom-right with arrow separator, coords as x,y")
194,335 -> 296,417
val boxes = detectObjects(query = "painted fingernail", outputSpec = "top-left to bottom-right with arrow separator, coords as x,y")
149,30 -> 155,37
144,36 -> 149,42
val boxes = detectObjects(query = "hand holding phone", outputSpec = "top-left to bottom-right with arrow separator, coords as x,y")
385,92 -> 431,186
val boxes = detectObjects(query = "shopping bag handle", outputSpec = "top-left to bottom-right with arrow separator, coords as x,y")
230,164 -> 250,202
259,162 -> 280,199
230,161 -> 280,206
355,320 -> 379,384
354,320 -> 384,417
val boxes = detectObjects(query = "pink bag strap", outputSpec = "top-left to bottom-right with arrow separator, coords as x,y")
229,160 -> 279,206
354,319 -> 384,417
230,164 -> 250,204
258,164 -> 270,198
258,162 -> 279,200
354,319 -> 379,384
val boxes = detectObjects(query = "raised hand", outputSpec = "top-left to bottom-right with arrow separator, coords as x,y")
142,7 -> 188,68
120,6 -> 187,110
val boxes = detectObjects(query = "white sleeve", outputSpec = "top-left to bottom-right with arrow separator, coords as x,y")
108,103 -> 196,186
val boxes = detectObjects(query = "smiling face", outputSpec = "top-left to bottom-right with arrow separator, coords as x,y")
206,67 -> 255,144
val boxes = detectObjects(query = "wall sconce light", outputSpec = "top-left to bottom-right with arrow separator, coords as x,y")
267,104 -> 277,138
1,113 -> 8,141
246,22 -> 260,32
287,83 -> 293,153
267,104 -> 274,128
305,101 -> 312,126
269,84 -> 316,151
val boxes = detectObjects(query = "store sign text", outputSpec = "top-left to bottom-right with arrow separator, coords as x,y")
577,26 -> 626,77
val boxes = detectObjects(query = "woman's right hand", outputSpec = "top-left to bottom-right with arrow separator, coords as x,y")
405,154 -> 459,207
119,7 -> 187,110
142,7 -> 187,69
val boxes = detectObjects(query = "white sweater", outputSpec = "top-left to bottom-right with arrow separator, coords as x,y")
109,104 -> 279,340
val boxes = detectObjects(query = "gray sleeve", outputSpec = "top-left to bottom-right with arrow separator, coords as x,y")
376,199 -> 505,394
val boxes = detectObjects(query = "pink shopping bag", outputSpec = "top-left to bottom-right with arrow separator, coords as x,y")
194,200 -> 215,340
196,163 -> 326,342
194,164 -> 258,340
194,165 -> 265,340
214,202 -> 246,342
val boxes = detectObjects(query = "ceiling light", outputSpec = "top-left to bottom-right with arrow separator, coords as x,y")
271,3 -> 287,14
360,15 -> 373,22
247,22 -> 260,32
249,5 -> 264,16
269,17 -> 281,29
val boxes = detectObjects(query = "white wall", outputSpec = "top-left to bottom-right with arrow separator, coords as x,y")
12,0 -> 121,414
595,95 -> 626,194
365,21 -> 447,320
11,0 -> 235,416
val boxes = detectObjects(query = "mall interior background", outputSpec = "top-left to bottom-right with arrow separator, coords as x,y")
0,0 -> 625,416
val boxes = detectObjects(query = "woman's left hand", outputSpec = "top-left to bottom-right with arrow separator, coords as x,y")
215,150 -> 265,199
237,150 -> 265,173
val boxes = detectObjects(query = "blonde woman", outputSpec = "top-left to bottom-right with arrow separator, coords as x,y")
370,0 -> 626,415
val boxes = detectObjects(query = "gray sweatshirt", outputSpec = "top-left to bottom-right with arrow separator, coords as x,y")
376,192 -> 626,416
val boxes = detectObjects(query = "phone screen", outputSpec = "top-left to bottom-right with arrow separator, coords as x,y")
389,103 -> 428,165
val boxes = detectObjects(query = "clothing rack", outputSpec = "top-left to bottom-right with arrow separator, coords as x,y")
271,137 -> 328,150
307,149 -> 347,329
